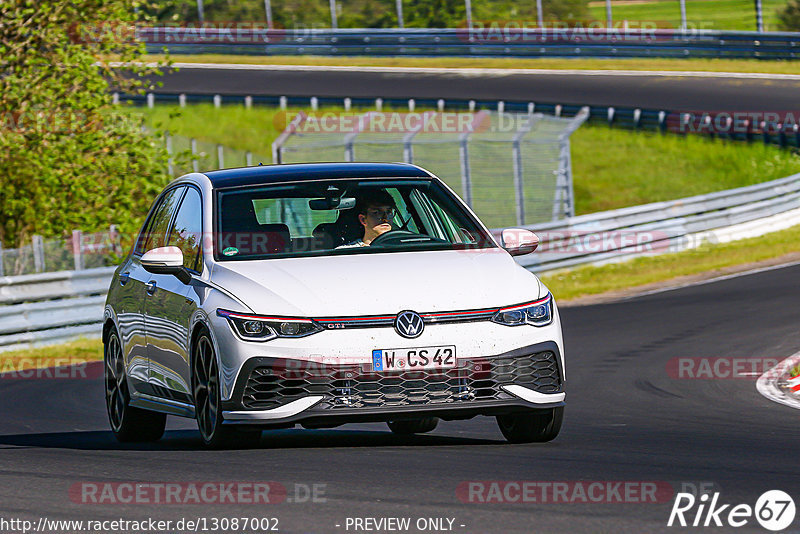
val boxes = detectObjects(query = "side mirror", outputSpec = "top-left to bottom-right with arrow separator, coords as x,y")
501,228 -> 539,256
141,246 -> 192,284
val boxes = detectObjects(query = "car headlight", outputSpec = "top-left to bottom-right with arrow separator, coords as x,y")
491,294 -> 553,327
217,309 -> 323,341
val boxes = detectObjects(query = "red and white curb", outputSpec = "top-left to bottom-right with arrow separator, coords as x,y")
757,350 -> 800,410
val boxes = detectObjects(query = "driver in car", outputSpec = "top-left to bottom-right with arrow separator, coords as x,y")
338,190 -> 397,248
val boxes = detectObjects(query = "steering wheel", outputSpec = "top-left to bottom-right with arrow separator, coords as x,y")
369,230 -> 425,247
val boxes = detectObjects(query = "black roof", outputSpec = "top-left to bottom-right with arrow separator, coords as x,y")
205,162 -> 432,189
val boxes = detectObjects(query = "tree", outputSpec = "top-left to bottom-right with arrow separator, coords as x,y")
778,0 -> 800,31
0,0 -> 174,249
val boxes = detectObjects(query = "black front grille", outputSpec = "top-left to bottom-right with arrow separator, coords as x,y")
241,351 -> 561,410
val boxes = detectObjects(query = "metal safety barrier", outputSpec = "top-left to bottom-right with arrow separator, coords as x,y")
138,26 -> 800,60
511,172 -> 800,272
0,267 -> 115,352
2,172 -> 800,351
126,92 -> 800,150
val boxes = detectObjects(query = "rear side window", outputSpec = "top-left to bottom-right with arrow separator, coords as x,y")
167,187 -> 204,273
138,186 -> 185,254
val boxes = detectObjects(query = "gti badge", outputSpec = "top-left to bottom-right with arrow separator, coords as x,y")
395,310 -> 424,339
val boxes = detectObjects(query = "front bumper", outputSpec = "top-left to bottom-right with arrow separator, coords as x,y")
221,341 -> 565,426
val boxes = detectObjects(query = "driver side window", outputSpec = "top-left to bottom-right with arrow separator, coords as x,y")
136,186 -> 186,255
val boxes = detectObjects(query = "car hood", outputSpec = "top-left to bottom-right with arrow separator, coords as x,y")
210,248 -> 544,317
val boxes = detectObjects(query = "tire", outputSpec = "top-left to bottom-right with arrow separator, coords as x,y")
104,329 -> 166,442
496,407 -> 563,444
192,330 -> 261,449
387,417 -> 439,435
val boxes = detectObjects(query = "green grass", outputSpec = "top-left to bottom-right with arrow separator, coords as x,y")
0,338 -> 103,371
129,103 -> 800,217
542,222 -> 800,301
571,126 -> 800,214
146,54 -> 800,75
587,0 -> 786,31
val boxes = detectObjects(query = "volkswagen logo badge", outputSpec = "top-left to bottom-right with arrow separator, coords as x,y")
394,310 -> 424,339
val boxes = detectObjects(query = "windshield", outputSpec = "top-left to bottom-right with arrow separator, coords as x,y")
215,178 -> 495,260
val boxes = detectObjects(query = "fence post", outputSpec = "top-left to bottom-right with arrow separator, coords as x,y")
245,95 -> 253,109
147,93 -> 154,108
72,230 -> 84,271
246,151 -> 253,166
343,111 -> 372,162
110,224 -> 121,256
165,131 -> 174,176
265,0 -> 273,28
458,136 -> 473,208
511,115 -> 537,226
396,0 -> 404,28
553,107 -> 589,220
217,144 -> 225,169
402,110 -> 433,163
191,138 -> 199,172
755,0 -> 764,32
179,93 -> 186,107
32,235 -> 44,273
271,111 -> 308,165
329,0 -> 338,29
0,240 -> 4,277
536,0 -> 544,27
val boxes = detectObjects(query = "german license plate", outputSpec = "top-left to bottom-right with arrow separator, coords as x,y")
372,346 -> 456,371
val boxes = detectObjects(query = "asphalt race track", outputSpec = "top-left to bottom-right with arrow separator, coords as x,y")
2,263 -> 799,532
153,65 -> 800,111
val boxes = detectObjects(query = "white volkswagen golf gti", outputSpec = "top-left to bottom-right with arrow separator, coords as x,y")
103,162 -> 565,448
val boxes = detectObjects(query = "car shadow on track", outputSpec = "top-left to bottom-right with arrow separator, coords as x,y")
0,428 -> 504,451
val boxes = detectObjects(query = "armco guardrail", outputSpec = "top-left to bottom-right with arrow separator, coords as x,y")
513,172 -> 800,272
2,172 -> 800,351
128,93 -> 800,150
0,267 -> 115,352
138,27 -> 800,60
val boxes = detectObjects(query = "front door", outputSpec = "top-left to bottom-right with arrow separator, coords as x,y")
144,186 -> 204,404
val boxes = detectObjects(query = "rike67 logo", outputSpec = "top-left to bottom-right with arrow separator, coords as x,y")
668,490 -> 796,531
